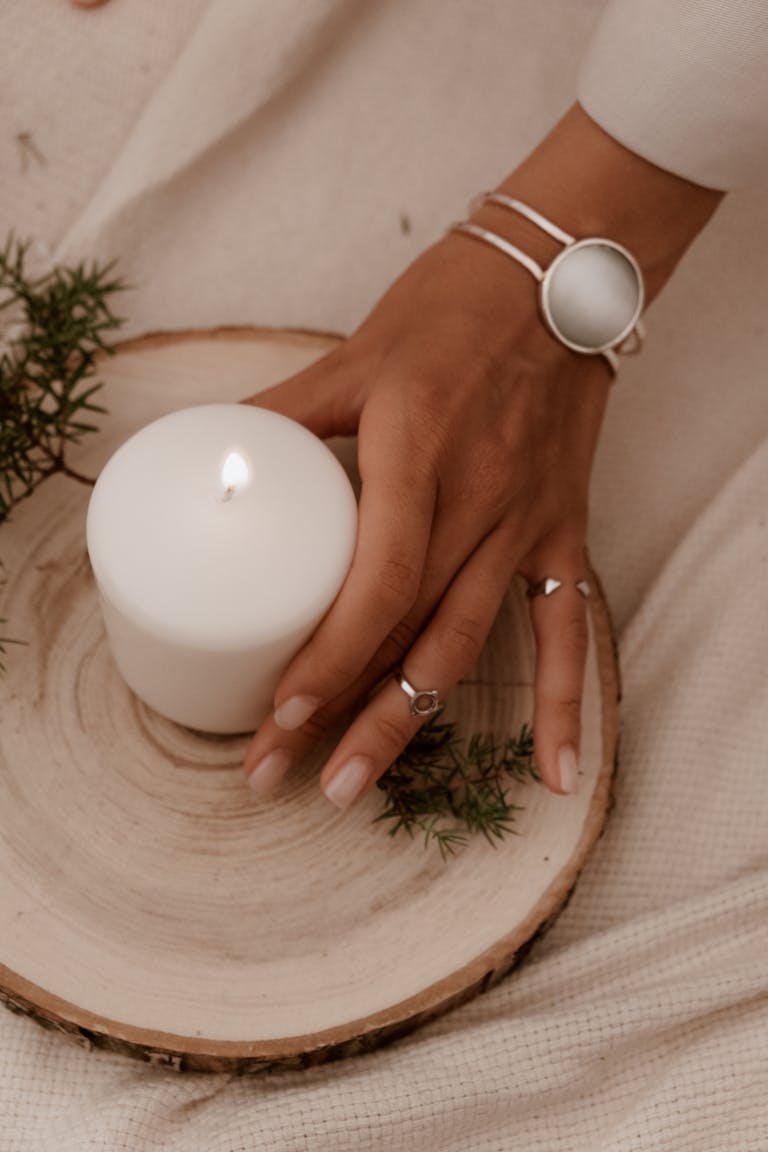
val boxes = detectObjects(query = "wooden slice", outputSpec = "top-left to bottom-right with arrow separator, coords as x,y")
0,327 -> 619,1073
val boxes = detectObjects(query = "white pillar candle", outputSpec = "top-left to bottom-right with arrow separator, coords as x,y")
86,404 -> 357,734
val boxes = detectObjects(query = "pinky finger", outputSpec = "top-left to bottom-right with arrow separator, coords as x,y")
525,559 -> 590,796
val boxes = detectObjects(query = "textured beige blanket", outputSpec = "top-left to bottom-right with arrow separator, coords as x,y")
2,1 -> 767,1148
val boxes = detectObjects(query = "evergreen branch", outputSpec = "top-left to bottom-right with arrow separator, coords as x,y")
374,717 -> 540,859
0,235 -> 126,673
0,235 -> 126,523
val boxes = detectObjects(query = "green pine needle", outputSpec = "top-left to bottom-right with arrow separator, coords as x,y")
0,233 -> 126,523
0,234 -> 126,670
374,717 -> 540,859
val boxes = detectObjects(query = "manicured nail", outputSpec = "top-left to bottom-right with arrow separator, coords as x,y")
274,694 -> 321,732
322,755 -> 374,809
557,745 -> 579,795
247,749 -> 292,795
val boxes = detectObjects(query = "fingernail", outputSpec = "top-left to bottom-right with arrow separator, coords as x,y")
322,755 -> 374,810
557,745 -> 579,795
247,749 -> 292,795
274,695 -> 322,732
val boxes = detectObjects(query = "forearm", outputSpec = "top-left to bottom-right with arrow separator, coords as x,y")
470,102 -> 725,305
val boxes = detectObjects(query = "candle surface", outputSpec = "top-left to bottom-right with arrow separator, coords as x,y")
86,403 -> 357,733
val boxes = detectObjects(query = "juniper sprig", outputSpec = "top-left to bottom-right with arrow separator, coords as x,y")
374,717 -> 540,859
0,233 -> 126,522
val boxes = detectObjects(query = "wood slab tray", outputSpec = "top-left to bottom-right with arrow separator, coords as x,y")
0,327 -> 619,1074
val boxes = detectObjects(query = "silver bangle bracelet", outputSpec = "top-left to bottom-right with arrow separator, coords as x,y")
451,192 -> 646,375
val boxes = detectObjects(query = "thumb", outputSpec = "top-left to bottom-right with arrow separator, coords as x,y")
240,344 -> 363,439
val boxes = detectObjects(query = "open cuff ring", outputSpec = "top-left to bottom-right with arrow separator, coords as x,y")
526,577 -> 591,600
396,671 -> 443,717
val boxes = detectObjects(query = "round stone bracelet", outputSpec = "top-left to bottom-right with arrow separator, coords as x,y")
451,192 -> 645,375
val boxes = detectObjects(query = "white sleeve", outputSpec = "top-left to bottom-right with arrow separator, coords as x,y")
576,0 -> 768,190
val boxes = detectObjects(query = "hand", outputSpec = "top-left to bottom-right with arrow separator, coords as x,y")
242,102 -> 723,810
242,227 -> 610,805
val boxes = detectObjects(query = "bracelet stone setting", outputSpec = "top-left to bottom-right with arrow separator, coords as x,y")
541,236 -> 644,355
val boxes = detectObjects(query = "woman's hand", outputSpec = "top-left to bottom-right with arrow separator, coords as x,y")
242,228 -> 609,805
241,102 -> 723,810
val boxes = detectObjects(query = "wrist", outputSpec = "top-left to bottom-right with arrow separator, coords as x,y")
471,102 -> 724,304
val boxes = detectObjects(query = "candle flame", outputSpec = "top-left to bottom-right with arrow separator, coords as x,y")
220,451 -> 249,499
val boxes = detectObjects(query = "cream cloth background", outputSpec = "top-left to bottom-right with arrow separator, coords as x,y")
578,0 -> 768,190
2,1 -> 768,1148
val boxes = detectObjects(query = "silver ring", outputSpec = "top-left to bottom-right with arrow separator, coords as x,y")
526,577 -> 591,600
396,671 -> 443,717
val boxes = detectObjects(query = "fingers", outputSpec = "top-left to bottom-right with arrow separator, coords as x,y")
524,548 -> 590,796
245,527 -> 591,807
315,527 -> 516,808
241,524 -> 477,784
241,499 -> 506,792
244,526 -> 514,805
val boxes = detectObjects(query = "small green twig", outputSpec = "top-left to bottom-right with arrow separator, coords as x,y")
375,717 -> 539,859
0,233 -> 126,523
0,234 -> 126,672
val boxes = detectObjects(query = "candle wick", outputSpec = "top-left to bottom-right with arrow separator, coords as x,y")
219,485 -> 236,504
